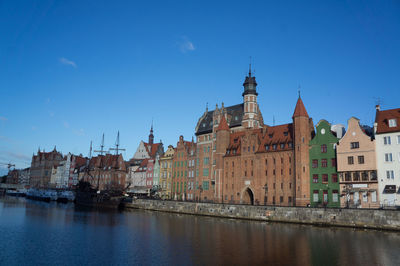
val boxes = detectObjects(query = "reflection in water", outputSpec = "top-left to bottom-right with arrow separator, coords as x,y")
0,196 -> 400,265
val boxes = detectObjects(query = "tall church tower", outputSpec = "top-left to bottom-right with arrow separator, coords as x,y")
242,65 -> 261,129
148,124 -> 154,145
293,95 -> 312,206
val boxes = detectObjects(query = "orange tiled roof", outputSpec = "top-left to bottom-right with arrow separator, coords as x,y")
143,142 -> 162,158
375,108 -> 400,134
257,124 -> 293,152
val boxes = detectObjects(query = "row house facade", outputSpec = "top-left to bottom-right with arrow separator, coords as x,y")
309,120 -> 341,208
30,147 -> 63,188
171,136 -> 196,200
159,145 -> 174,198
194,69 -> 313,206
128,126 -> 164,194
374,105 -> 400,207
82,154 -> 127,191
50,153 -> 88,189
337,117 -> 379,208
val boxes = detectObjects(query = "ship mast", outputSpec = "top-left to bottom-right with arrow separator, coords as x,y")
94,133 -> 106,155
109,131 -> 126,155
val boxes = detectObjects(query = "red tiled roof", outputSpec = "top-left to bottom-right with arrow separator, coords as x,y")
292,97 -> 309,118
143,142 -> 162,158
134,158 -> 149,173
217,115 -> 230,131
375,108 -> 400,134
257,124 -> 293,152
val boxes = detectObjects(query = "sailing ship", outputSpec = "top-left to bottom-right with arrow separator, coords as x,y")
74,132 -> 128,209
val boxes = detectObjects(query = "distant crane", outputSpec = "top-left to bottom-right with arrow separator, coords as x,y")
109,131 -> 126,155
0,162 -> 16,171
94,133 -> 107,155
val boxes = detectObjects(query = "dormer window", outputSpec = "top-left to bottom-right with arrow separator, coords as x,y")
273,144 -> 277,150
284,132 -> 288,136
389,119 -> 397,127
265,145 -> 270,151
269,134 -> 273,138
280,143 -> 285,149
288,142 -> 293,148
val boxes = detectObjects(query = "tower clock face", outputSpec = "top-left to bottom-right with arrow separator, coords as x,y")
321,128 -> 325,134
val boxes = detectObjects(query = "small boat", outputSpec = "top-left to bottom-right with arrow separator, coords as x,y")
57,191 -> 75,203
6,189 -> 27,197
26,189 -> 51,202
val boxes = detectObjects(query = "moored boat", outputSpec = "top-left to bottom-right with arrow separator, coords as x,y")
75,180 -> 124,209
57,190 -> 75,203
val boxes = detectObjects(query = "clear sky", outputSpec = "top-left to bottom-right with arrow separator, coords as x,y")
1,0 -> 399,175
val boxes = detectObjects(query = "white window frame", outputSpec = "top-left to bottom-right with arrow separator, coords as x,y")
384,136 -> 391,145
385,153 -> 393,162
388,119 -> 397,127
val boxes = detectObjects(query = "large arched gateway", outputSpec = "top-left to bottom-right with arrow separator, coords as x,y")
241,187 -> 254,205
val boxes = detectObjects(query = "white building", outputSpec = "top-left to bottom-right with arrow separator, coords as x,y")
374,105 -> 400,207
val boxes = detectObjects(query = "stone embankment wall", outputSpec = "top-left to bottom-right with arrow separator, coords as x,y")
125,199 -> 400,231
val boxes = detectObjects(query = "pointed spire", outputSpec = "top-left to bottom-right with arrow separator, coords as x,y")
149,122 -> 154,145
292,95 -> 309,118
53,145 -> 57,152
249,56 -> 252,77
243,61 -> 258,97
38,147 -> 40,153
217,115 -> 229,131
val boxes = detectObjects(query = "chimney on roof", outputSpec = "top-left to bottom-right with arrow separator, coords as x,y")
376,105 -> 381,111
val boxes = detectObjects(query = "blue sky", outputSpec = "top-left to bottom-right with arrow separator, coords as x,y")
1,0 -> 399,175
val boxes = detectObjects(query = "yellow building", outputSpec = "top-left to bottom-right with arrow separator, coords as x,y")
159,145 -> 174,199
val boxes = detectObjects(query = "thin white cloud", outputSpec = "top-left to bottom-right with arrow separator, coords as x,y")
178,36 -> 195,53
0,116 -> 7,121
59,57 -> 77,68
63,121 -> 70,128
73,128 -> 85,136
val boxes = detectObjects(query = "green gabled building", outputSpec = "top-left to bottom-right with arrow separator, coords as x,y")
309,120 -> 340,207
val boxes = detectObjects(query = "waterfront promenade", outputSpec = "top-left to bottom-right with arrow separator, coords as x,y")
126,199 -> 400,231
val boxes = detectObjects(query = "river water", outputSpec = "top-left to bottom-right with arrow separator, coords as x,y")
0,196 -> 399,266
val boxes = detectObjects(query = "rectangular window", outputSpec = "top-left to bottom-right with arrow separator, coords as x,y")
348,156 -> 354,165
345,172 -> 351,181
312,160 -> 318,168
389,119 -> 397,127
353,172 -> 360,181
323,191 -> 328,203
385,153 -> 393,162
321,159 -> 327,168
203,168 -> 209,176
331,158 -> 336,168
386,170 -> 394,179
332,190 -> 338,202
202,181 -> 209,190
350,142 -> 359,149
280,196 -> 283,203
398,135 -> 400,144
332,174 -> 338,183
321,144 -> 327,153
313,174 -> 319,183
384,136 -> 391,145
358,156 -> 364,164
371,191 -> 377,202
322,174 -> 328,183
313,190 -> 319,202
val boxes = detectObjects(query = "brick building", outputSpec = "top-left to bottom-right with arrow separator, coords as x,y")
30,147 -> 63,188
194,68 -> 313,206
83,154 -> 127,191
159,145 -> 175,199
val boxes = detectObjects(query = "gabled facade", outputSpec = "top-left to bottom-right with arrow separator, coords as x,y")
309,120 -> 340,207
337,117 -> 378,208
172,136 -> 196,200
159,145 -> 174,199
374,105 -> 400,207
30,147 -> 63,188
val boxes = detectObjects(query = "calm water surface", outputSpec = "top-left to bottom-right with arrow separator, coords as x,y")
0,196 -> 399,266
